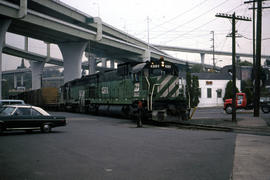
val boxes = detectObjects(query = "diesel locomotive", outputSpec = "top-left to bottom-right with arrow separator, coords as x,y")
59,58 -> 188,122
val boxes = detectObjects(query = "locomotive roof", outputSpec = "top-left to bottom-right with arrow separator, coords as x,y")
132,63 -> 147,73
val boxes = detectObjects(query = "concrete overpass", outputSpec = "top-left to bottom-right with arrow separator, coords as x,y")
154,44 -> 270,59
3,40 -> 217,72
0,0 -> 195,99
154,44 -> 270,66
0,0 -> 183,63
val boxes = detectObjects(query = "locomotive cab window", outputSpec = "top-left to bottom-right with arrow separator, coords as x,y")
143,69 -> 149,77
133,73 -> 140,82
151,69 -> 162,76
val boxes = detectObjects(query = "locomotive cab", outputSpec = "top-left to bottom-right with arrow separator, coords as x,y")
131,58 -> 187,122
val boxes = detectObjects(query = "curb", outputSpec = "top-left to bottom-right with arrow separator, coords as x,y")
178,121 -> 270,136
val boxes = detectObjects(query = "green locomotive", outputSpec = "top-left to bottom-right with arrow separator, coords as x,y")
59,58 -> 188,122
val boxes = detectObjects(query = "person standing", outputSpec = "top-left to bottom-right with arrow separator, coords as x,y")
137,101 -> 143,128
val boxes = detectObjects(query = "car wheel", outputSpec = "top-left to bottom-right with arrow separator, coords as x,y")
41,124 -> 51,133
261,106 -> 270,113
225,105 -> 232,114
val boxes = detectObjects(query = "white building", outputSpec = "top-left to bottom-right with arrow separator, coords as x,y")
179,72 -> 241,108
193,73 -> 241,107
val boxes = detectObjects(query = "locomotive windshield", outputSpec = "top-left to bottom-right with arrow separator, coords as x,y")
148,60 -> 178,76
131,60 -> 178,77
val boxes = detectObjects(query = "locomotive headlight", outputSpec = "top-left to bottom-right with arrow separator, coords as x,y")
161,61 -> 165,67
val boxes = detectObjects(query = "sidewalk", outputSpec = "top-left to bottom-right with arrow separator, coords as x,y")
232,133 -> 270,180
185,114 -> 270,180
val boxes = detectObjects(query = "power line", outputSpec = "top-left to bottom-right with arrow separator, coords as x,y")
163,3 -> 245,44
151,0 -> 210,30
134,0 -> 210,37
240,34 -> 270,40
151,0 -> 228,40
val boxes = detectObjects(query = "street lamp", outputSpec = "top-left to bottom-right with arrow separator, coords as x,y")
215,59 -> 223,67
92,3 -> 100,17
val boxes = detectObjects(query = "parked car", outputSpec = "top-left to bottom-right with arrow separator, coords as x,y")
0,99 -> 25,106
224,93 -> 253,114
261,101 -> 270,113
0,105 -> 66,133
224,93 -> 270,114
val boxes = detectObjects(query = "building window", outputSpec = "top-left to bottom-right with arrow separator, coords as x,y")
217,89 -> 222,98
207,88 -> 212,98
199,88 -> 201,98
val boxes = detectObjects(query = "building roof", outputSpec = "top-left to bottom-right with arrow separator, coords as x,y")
192,72 -> 232,80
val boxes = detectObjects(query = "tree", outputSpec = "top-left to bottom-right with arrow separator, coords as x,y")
191,75 -> 200,107
190,64 -> 204,73
186,70 -> 200,108
239,60 -> 252,66
242,80 -> 253,105
223,80 -> 239,101
186,69 -> 191,108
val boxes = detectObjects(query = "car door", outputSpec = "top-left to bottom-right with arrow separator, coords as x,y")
0,107 -> 16,128
31,108 -> 50,126
12,107 -> 34,128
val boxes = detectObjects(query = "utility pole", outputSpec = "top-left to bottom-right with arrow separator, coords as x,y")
216,13 -> 251,122
147,16 -> 150,49
253,1 -> 256,73
245,0 -> 267,116
253,1 -> 257,117
254,0 -> 262,117
210,31 -> 215,69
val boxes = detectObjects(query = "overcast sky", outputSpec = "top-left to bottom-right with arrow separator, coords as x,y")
3,0 -> 270,70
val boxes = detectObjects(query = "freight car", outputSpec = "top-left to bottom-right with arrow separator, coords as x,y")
17,87 -> 59,109
59,58 -> 188,122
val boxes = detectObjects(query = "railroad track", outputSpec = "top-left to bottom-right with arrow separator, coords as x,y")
176,122 -> 270,136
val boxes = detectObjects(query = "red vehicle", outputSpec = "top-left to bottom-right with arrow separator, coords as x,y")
224,93 -> 253,114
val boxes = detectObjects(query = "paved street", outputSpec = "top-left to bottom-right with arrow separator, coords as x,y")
0,112 -> 236,180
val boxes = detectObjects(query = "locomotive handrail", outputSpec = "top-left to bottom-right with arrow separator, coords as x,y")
150,84 -> 160,111
144,76 -> 150,111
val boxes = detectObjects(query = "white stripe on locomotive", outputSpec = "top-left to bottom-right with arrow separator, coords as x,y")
160,77 -> 179,98
158,75 -> 173,92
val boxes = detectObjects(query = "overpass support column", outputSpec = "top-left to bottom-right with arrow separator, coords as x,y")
101,58 -> 107,68
143,49 -> 151,62
86,52 -> 96,75
58,42 -> 87,83
20,74 -> 24,86
30,61 -> 44,90
0,19 -> 12,99
200,53 -> 205,71
110,60 -> 115,69
236,56 -> 241,64
14,74 -> 17,89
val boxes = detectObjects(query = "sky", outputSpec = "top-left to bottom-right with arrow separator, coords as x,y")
3,0 -> 270,70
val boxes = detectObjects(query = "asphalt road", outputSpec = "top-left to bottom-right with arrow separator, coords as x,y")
0,112 -> 236,180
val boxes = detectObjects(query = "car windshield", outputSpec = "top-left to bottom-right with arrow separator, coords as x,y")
0,107 -> 15,116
